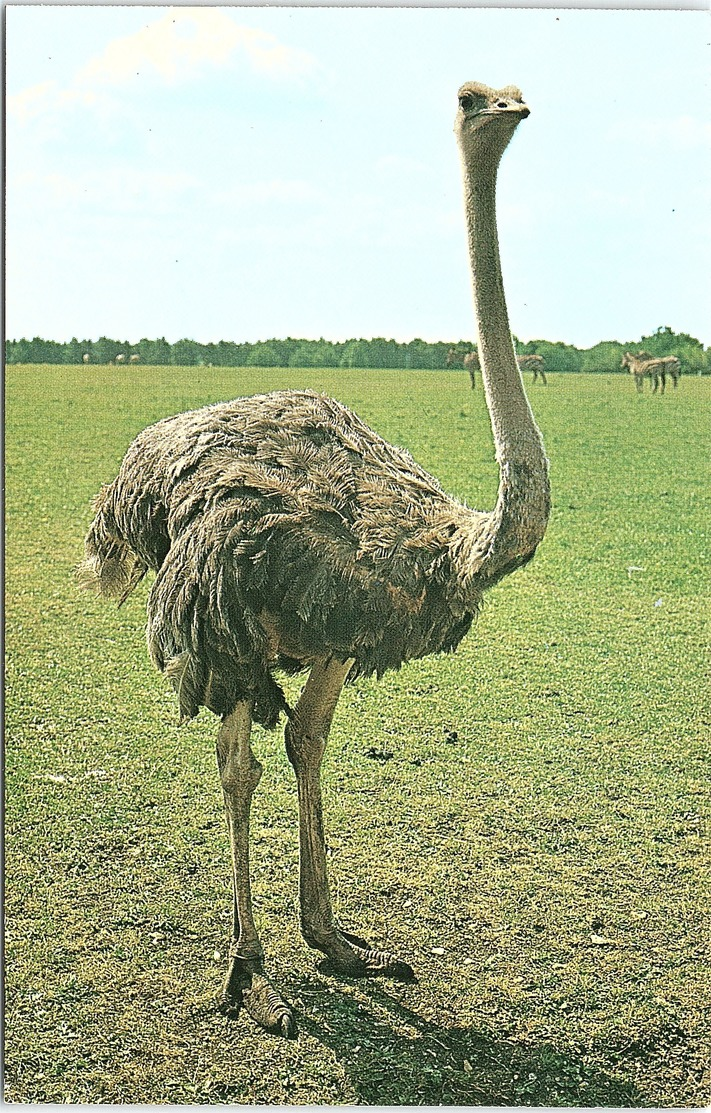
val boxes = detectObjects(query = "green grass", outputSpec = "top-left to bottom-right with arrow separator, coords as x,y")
5,365 -> 710,1105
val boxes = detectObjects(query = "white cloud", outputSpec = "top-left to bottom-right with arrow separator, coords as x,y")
7,80 -> 100,126
7,9 -> 316,127
77,8 -> 316,88
8,80 -> 55,123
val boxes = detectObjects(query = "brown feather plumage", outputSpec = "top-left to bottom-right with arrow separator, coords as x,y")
78,389 -> 498,726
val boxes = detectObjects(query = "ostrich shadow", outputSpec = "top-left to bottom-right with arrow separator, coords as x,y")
290,974 -> 642,1107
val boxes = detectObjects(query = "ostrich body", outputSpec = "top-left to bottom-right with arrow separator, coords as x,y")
78,81 -> 549,1037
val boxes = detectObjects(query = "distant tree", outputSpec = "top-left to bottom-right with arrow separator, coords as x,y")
530,340 -> 582,373
158,337 -> 174,365
247,341 -> 286,367
7,339 -> 21,363
313,338 -> 339,367
580,340 -> 627,374
92,337 -> 117,364
212,340 -> 237,366
6,338 -> 32,363
340,339 -> 372,369
407,339 -> 439,369
65,337 -> 84,364
6,329 -> 708,374
203,342 -> 220,367
172,338 -> 201,365
638,326 -> 708,375
288,339 -> 337,368
638,326 -> 679,356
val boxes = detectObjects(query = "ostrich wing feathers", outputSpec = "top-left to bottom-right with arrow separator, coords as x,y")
78,390 -> 489,725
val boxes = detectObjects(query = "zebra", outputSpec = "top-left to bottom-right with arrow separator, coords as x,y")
622,352 -> 681,394
463,350 -> 479,390
446,345 -> 479,389
517,354 -> 547,384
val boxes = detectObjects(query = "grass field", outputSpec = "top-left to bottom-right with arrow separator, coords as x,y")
5,364 -> 710,1106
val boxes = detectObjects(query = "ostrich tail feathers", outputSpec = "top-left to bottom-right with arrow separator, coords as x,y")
75,549 -> 146,603
78,488 -> 147,603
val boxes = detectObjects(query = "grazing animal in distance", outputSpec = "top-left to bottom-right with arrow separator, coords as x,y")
114,353 -> 126,365
82,353 -> 90,365
445,345 -> 469,367
463,349 -> 480,389
129,354 -> 141,364
652,355 -> 681,391
622,351 -> 681,394
77,80 -> 550,1038
517,353 -> 547,384
446,346 -> 479,389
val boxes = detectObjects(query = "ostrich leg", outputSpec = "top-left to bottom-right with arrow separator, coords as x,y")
286,656 -> 414,980
217,703 -> 296,1037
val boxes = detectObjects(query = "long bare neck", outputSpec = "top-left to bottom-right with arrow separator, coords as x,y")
462,151 -> 550,578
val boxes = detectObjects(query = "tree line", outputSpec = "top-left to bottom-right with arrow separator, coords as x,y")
5,327 -> 709,374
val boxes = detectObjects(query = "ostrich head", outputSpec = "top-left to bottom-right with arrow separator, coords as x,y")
454,81 -> 530,166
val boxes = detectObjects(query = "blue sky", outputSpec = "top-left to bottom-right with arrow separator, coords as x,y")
6,5 -> 710,348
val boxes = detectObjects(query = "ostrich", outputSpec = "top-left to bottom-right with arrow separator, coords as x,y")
517,353 -> 547,384
77,81 -> 549,1038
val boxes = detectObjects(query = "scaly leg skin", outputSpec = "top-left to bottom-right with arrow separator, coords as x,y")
216,704 -> 297,1038
285,657 -> 415,983
219,952 -> 295,1038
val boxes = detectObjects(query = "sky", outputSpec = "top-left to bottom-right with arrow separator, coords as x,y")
6,5 -> 710,349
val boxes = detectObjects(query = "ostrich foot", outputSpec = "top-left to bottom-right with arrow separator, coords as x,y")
218,955 -> 297,1038
308,925 -> 415,981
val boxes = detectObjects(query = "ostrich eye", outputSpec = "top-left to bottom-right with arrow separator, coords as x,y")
496,101 -> 508,109
459,94 -> 474,111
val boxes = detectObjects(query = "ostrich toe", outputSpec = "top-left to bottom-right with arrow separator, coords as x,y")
242,973 -> 297,1038
218,958 -> 297,1038
317,927 -> 416,981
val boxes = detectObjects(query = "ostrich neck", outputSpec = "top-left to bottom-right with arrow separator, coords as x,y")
463,162 -> 550,576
